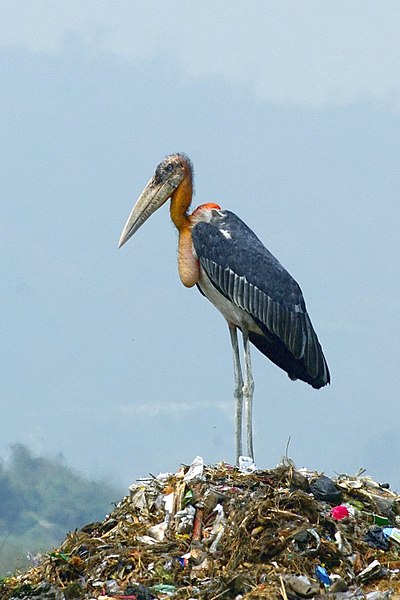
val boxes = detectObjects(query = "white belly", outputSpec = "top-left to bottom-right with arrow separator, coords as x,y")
198,266 -> 263,334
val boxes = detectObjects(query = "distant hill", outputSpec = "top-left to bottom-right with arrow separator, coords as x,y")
0,444 -> 123,573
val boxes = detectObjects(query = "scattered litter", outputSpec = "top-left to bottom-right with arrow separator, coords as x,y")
282,573 -> 319,597
331,505 -> 351,520
358,559 -> 382,582
182,455 -> 203,481
238,455 -> 256,474
1,458 -> 400,599
374,514 -> 389,527
382,527 -> 400,545
310,474 -> 342,503
364,527 -> 390,551
122,583 -> 156,599
315,564 -> 332,586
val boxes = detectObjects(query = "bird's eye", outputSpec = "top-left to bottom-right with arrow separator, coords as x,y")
166,163 -> 174,172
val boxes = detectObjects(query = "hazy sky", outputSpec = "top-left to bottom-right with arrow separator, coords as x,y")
1,1 -> 400,489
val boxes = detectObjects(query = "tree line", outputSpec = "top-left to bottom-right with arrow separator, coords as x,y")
0,444 -> 123,574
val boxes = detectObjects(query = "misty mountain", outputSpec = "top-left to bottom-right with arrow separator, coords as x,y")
0,444 -> 123,574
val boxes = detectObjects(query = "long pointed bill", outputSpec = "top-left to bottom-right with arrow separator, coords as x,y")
118,175 -> 177,248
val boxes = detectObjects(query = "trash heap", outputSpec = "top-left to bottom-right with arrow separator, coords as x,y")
1,457 -> 400,600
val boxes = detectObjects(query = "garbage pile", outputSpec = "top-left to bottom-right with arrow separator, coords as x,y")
1,457 -> 400,599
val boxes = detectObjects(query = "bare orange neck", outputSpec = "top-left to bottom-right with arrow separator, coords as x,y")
170,174 -> 193,232
169,171 -> 199,287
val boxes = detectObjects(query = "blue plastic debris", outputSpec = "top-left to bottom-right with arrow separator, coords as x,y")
315,564 -> 331,586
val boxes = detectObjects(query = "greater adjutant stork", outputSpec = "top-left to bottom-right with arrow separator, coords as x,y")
119,153 -> 330,464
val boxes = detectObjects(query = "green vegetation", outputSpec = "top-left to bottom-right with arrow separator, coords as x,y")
0,444 -> 123,574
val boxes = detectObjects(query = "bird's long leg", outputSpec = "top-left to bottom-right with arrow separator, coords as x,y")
229,325 -> 244,465
242,325 -> 255,460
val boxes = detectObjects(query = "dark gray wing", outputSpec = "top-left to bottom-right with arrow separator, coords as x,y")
192,210 -> 330,387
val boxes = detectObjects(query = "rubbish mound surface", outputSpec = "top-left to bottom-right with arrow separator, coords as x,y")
1,457 -> 400,599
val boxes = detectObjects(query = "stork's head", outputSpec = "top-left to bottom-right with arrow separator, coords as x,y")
118,153 -> 192,248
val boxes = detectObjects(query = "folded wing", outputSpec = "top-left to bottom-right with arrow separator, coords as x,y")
191,210 -> 330,388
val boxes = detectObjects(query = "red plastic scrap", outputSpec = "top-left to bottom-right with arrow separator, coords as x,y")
331,505 -> 350,520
